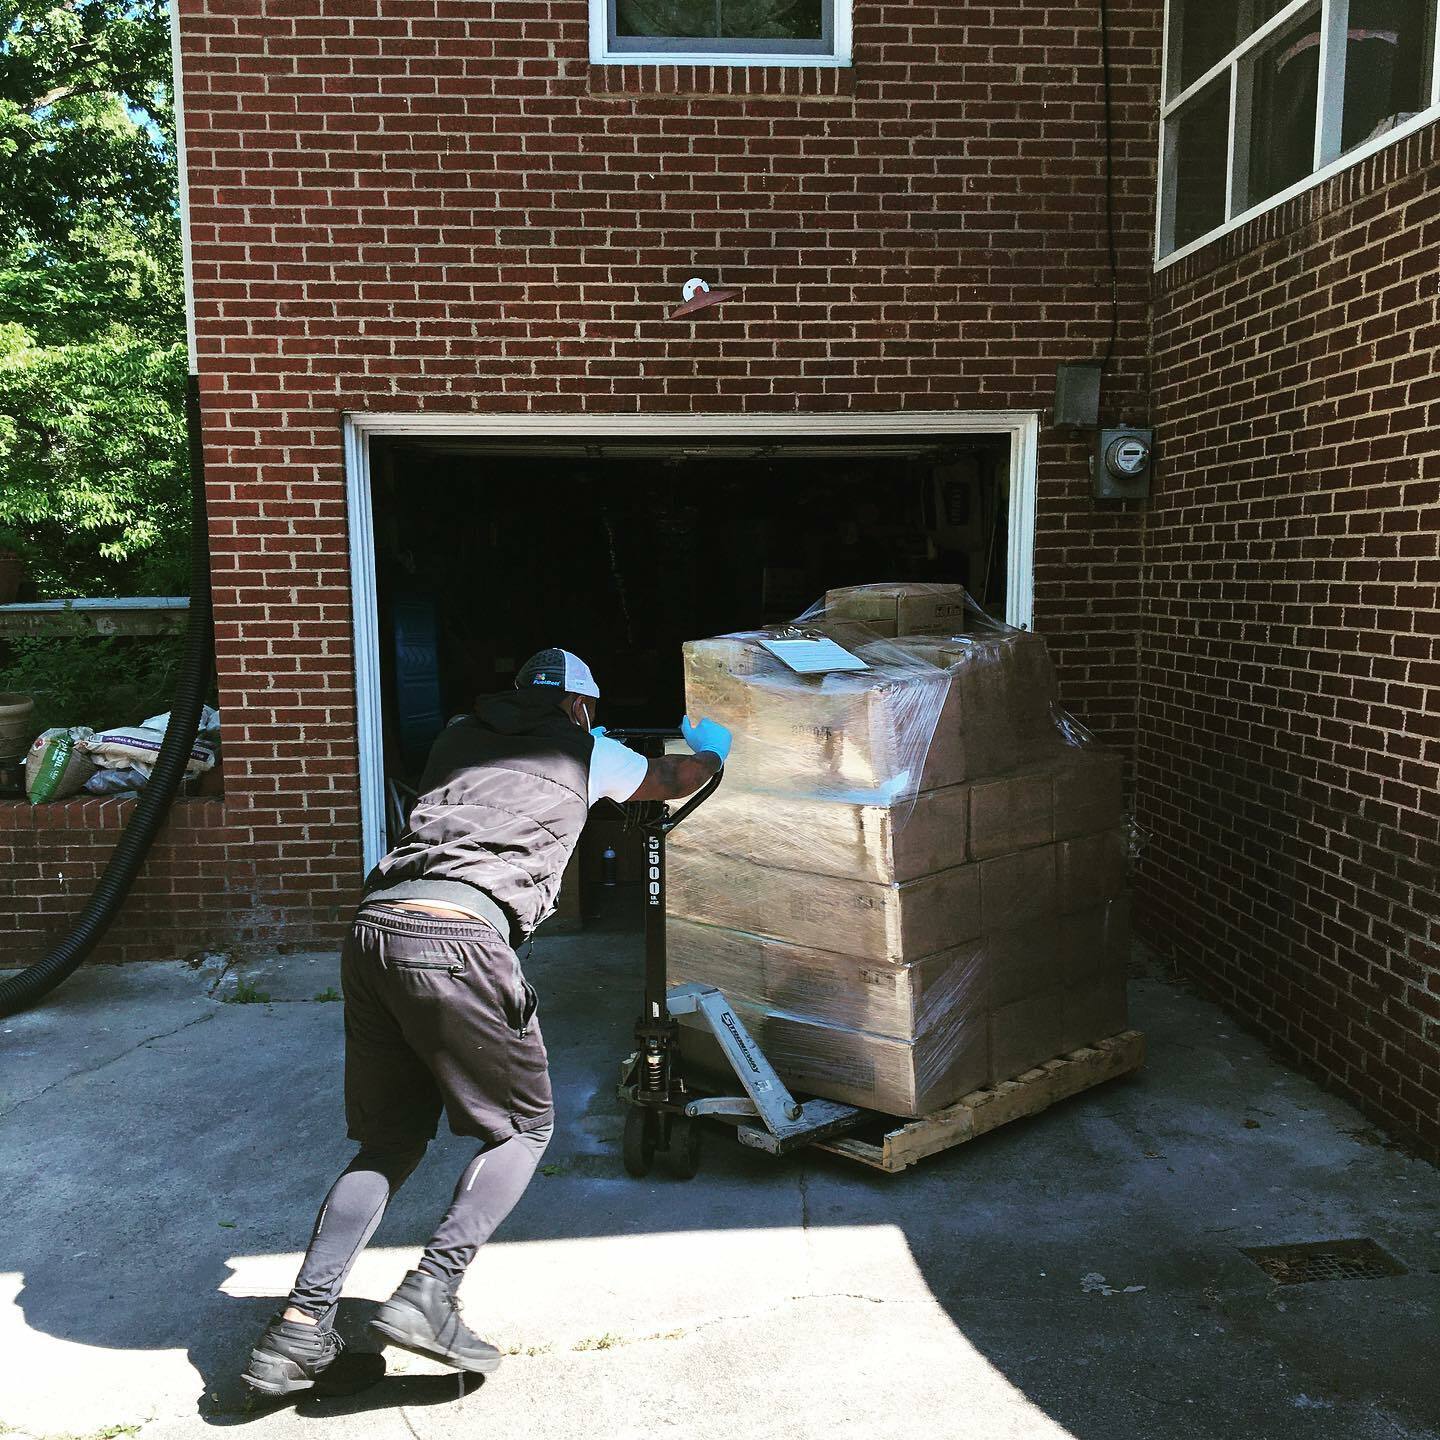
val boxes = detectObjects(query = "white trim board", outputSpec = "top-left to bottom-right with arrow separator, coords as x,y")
588,0 -> 852,66
342,408 -> 1041,870
167,2 -> 197,367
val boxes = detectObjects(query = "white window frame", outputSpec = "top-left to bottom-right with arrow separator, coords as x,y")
1156,0 -> 1440,268
588,0 -> 852,67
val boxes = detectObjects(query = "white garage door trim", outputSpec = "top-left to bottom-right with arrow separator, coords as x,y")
343,409 -> 1041,871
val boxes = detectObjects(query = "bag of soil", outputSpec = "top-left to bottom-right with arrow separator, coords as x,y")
25,728 -> 97,803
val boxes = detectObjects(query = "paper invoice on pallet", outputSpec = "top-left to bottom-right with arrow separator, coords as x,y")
757,636 -> 870,675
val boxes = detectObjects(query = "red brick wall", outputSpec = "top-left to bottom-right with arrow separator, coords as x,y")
1142,122 -> 1440,1158
1,799 -> 244,964
3,1 -> 1163,964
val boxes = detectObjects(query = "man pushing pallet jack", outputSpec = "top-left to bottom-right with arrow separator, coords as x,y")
241,648 -> 849,1400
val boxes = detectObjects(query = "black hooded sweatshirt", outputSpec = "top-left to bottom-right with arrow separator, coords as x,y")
363,689 -> 594,947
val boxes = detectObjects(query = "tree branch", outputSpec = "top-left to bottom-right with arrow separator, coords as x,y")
31,81 -> 107,111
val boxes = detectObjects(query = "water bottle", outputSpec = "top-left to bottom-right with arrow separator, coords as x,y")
602,845 -> 618,887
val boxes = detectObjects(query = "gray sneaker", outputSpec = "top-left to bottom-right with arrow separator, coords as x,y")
370,1270 -> 502,1374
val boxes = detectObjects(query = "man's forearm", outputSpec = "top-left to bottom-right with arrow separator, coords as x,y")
627,750 -> 721,803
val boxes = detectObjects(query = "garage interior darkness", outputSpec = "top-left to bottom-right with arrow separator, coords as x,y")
368,434 -> 1012,897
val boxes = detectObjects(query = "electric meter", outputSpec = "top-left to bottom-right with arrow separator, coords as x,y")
1092,426 -> 1155,498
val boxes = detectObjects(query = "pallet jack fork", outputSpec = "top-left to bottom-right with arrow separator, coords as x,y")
608,729 -> 863,1179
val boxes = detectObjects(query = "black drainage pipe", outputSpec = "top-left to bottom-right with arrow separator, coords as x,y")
0,377 -> 214,1017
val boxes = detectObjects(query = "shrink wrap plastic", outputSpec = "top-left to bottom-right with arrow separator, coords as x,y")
668,584 -> 1131,1118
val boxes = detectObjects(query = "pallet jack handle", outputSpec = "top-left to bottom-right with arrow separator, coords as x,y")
662,767 -> 723,832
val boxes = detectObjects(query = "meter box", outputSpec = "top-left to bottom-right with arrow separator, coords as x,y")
1091,427 -> 1154,499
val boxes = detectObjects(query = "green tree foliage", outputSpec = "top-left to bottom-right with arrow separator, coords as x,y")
0,0 -> 187,597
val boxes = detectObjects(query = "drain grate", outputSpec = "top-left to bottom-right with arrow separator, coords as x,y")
1241,1238 -> 1407,1285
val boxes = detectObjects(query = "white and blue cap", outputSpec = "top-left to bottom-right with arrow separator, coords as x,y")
515,647 -> 600,699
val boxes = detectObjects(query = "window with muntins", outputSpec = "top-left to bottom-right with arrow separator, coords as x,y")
590,0 -> 851,65
1157,0 -> 1440,260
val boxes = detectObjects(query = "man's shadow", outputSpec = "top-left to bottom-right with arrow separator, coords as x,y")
10,1198 -> 487,1422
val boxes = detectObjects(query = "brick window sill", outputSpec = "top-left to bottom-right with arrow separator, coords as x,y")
586,61 -> 854,99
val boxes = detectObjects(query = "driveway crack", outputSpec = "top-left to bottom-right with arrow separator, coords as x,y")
0,1010 -> 215,1121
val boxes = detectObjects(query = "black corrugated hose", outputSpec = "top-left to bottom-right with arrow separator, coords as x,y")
0,376 -> 214,1017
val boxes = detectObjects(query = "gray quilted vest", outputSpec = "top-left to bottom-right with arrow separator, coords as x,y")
364,689 -> 594,944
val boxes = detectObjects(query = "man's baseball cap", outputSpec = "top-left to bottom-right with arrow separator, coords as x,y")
515,648 -> 600,700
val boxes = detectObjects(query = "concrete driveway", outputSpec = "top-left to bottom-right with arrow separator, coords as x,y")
3,921 -> 1438,1440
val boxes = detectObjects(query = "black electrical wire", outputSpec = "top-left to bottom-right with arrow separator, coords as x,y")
0,377 -> 214,1018
1099,0 -> 1121,372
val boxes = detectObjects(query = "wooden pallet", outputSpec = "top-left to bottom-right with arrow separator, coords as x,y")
816,1030 -> 1146,1174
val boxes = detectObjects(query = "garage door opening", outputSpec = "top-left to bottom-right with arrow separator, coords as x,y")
345,412 -> 1040,872
369,434 -> 1013,822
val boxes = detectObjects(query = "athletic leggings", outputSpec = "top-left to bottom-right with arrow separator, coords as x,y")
286,1122 -> 553,1320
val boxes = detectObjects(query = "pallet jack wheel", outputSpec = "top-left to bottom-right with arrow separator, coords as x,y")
622,1103 -> 658,1177
662,1112 -> 702,1180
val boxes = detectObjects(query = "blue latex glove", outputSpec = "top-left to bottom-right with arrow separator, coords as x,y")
590,725 -> 607,738
681,715 -> 731,764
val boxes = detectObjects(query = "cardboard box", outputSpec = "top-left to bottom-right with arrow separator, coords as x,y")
965,750 -> 1124,861
893,631 -> 1060,778
683,640 -> 965,794
978,845 -> 1057,932
824,582 -> 974,637
1052,748 -> 1124,840
921,677 -> 969,789
667,917 -> 985,1040
1009,635 -> 1063,757
667,782 -> 970,885
1058,894 -> 1132,985
988,989 -> 1068,1085
1061,973 -> 1129,1052
678,996 -> 990,1118
986,916 -> 1062,1008
968,765 -> 1053,860
1055,830 -> 1128,914
667,850 -> 981,961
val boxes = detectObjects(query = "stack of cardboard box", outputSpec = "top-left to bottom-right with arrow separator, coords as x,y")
666,583 -> 1130,1118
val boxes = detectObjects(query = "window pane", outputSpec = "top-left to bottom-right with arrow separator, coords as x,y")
721,0 -> 823,40
1342,0 -> 1434,150
615,0 -> 824,40
1172,0 -> 1243,89
1170,2 -> 1315,92
1247,7 -> 1321,206
1250,1 -> 1297,29
1170,77 -> 1231,248
616,0 -> 720,38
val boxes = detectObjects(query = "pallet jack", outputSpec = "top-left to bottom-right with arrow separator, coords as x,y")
608,729 -> 865,1179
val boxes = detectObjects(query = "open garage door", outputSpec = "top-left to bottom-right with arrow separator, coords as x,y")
345,413 -> 1039,872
